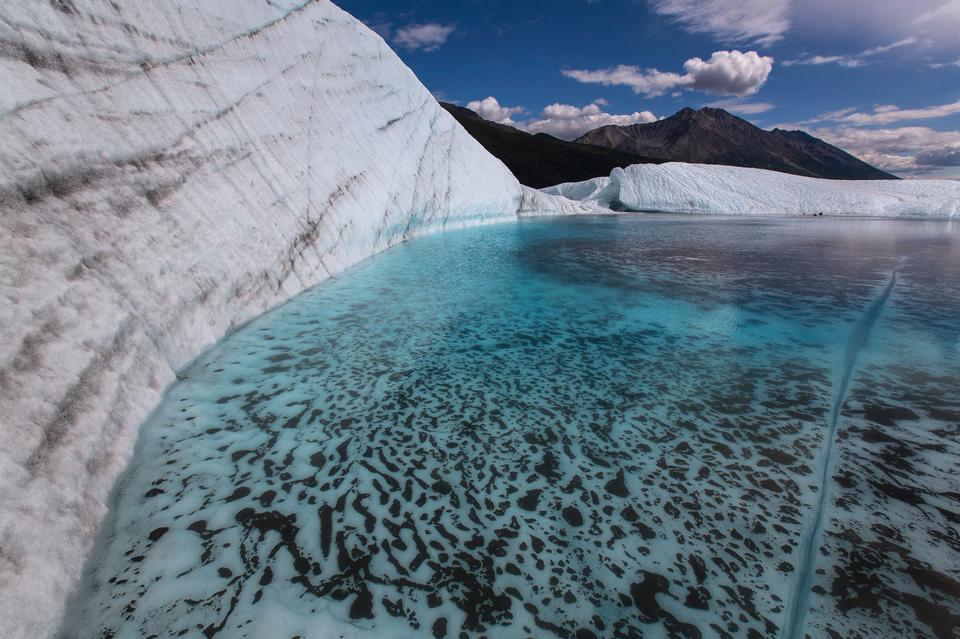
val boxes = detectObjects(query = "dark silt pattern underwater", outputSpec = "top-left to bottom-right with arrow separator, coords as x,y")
62,215 -> 960,639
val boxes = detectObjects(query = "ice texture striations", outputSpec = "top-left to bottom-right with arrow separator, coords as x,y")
0,2 -> 578,637
545,163 -> 960,218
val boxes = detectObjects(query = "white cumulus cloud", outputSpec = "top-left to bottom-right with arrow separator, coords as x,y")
393,23 -> 456,52
683,51 -> 775,95
524,102 -> 658,139
462,98 -> 658,140
564,50 -> 774,98
466,97 -> 526,124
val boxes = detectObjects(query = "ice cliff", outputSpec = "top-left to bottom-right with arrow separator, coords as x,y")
0,2 -> 581,636
545,162 -> 960,218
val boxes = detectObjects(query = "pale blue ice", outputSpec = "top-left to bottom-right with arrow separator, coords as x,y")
62,216 -> 960,639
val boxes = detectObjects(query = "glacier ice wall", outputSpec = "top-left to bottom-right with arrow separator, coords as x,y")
545,162 -> 960,218
0,2 -> 583,636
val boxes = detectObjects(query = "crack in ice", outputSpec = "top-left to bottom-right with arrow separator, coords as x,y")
783,264 -> 901,639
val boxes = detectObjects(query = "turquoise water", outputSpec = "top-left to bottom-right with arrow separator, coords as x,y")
64,216 -> 960,639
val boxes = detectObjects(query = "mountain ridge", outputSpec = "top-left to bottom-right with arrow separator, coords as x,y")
440,102 -> 662,188
576,107 -> 897,181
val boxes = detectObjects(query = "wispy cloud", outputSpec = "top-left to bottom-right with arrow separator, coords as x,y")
916,146 -> 960,167
564,50 -> 774,98
647,0 -> 960,51
799,125 -> 960,175
930,57 -> 960,69
645,0 -> 791,45
783,37 -> 917,68
803,100 -> 960,126
795,0 -> 960,51
913,0 -> 960,26
393,23 -> 456,52
705,97 -> 776,114
772,99 -> 960,175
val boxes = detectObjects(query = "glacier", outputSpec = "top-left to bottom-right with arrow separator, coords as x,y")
2,1 -> 956,637
544,163 -> 960,218
0,1 -> 584,637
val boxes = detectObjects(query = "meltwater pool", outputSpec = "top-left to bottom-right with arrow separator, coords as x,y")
63,216 -> 960,639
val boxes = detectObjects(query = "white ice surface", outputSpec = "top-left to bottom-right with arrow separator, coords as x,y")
544,162 -> 960,218
0,2 -> 579,637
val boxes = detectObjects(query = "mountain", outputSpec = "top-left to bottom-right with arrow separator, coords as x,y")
576,107 -> 898,180
440,102 -> 661,188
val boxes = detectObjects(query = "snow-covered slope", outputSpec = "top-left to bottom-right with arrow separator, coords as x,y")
0,2 -> 581,636
545,162 -> 960,218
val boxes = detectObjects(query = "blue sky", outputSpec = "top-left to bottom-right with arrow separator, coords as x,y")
337,0 -> 960,178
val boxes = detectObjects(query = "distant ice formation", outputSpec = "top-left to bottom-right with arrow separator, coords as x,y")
0,2 -> 580,636
545,163 -> 960,218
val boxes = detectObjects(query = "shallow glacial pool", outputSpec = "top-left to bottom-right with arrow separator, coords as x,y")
63,215 -> 960,639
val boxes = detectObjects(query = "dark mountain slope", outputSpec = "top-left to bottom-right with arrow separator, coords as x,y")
576,107 -> 897,180
440,102 -> 660,188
